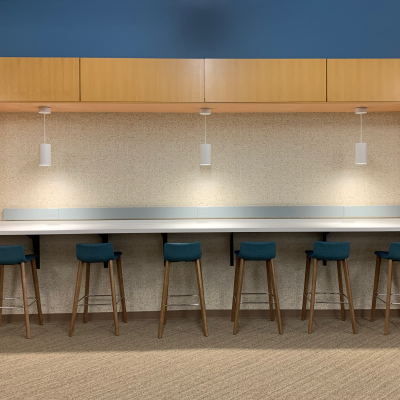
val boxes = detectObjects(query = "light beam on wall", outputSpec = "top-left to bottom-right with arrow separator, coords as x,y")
355,107 -> 367,165
200,108 -> 211,166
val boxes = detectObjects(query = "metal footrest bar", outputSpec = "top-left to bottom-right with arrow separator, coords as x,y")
166,294 -> 200,307
77,294 -> 124,307
304,292 -> 348,304
0,297 -> 38,309
242,292 -> 271,295
375,293 -> 400,305
235,292 -> 275,305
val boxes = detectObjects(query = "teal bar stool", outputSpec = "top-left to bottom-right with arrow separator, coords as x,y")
69,243 -> 127,337
231,242 -> 282,335
371,242 -> 400,335
159,242 -> 208,338
301,241 -> 357,334
0,245 -> 43,339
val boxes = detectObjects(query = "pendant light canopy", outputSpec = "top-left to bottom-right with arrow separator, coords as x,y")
200,108 -> 211,166
355,107 -> 367,165
39,106 -> 51,166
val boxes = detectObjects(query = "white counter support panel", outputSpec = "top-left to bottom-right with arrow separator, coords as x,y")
1,218 -> 400,270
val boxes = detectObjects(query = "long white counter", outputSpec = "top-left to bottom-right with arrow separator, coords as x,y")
1,218 -> 400,235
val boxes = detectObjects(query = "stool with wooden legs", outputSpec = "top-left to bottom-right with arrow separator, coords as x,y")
371,242 -> 400,335
232,241 -> 282,335
69,243 -> 127,337
0,245 -> 43,339
301,241 -> 357,334
158,242 -> 208,338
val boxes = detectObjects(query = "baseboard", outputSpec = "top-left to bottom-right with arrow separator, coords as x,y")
1,308 -> 395,323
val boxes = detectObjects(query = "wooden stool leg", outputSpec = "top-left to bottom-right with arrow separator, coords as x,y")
195,259 -> 208,337
266,260 -> 275,321
31,259 -> 43,325
301,256 -> 311,321
83,263 -> 90,323
158,261 -> 170,338
308,258 -> 318,334
116,257 -> 127,323
108,260 -> 119,336
20,263 -> 30,339
231,256 -> 240,322
233,259 -> 245,335
337,260 -> 346,321
69,261 -> 84,337
164,281 -> 169,326
384,259 -> 393,335
270,259 -> 282,334
371,255 -> 382,322
343,259 -> 357,334
0,265 -> 4,327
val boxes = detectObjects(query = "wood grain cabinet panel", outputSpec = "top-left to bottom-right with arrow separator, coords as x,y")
80,58 -> 205,102
327,59 -> 400,101
205,59 -> 326,102
0,58 -> 79,101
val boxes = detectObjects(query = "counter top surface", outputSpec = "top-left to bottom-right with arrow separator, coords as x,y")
1,218 -> 400,235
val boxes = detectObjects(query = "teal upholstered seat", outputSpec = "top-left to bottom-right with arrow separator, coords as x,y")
375,242 -> 400,261
235,241 -> 276,260
375,251 -> 390,259
164,242 -> 201,262
305,241 -> 350,261
0,245 -> 37,265
76,243 -> 122,263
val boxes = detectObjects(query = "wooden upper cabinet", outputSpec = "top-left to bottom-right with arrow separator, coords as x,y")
205,59 -> 326,102
327,59 -> 400,101
80,58 -> 205,102
0,58 -> 79,101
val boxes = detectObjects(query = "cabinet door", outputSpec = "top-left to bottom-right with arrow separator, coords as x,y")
81,58 -> 205,102
327,59 -> 400,101
0,58 -> 79,101
205,59 -> 326,102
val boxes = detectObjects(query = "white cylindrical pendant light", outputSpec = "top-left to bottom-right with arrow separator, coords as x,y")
355,142 -> 367,165
39,143 -> 51,166
200,108 -> 211,166
200,143 -> 211,165
355,107 -> 367,165
38,106 -> 51,166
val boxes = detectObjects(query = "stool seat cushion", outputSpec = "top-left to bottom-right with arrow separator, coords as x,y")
376,243 -> 400,261
235,241 -> 276,260
375,251 -> 390,259
0,245 -> 36,265
164,242 -> 201,262
76,243 -> 122,263
306,241 -> 350,261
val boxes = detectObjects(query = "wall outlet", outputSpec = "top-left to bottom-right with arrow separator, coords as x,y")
46,209 -> 59,220
197,207 -> 209,218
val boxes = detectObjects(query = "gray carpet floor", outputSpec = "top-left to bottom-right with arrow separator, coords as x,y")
1,316 -> 400,400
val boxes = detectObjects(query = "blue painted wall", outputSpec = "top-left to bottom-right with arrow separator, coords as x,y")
1,0 -> 400,58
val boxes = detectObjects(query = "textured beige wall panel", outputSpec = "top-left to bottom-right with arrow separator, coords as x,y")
1,112 -> 400,314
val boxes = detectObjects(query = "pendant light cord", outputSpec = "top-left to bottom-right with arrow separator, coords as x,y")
360,113 -> 363,143
204,115 -> 207,144
43,113 -> 46,144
